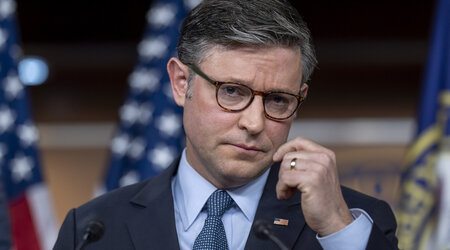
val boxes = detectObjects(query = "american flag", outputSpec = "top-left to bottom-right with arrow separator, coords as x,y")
0,0 -> 57,249
99,0 -> 201,193
273,218 -> 289,226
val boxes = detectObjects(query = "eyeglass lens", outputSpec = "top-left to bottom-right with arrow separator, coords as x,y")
217,83 -> 299,119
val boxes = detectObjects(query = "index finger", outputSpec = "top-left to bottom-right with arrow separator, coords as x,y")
273,136 -> 332,162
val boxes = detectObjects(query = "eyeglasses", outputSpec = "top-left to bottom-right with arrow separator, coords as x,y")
187,64 -> 305,121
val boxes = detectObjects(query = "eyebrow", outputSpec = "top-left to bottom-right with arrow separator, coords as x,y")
223,77 -> 300,94
190,64 -> 300,95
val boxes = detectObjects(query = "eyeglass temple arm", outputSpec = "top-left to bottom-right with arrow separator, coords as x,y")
186,64 -> 215,84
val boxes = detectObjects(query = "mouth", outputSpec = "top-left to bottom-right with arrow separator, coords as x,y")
227,143 -> 265,153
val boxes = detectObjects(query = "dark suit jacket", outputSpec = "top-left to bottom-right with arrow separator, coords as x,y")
54,158 -> 398,250
0,178 -> 12,250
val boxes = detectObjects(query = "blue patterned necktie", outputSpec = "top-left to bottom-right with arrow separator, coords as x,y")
193,190 -> 234,250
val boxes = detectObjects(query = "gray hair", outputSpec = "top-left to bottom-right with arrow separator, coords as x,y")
178,0 -> 317,85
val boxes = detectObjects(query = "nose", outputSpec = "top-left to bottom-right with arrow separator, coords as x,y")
237,95 -> 265,135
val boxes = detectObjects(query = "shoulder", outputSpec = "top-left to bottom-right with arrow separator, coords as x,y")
340,186 -> 397,234
54,179 -> 158,249
75,179 -> 153,216
340,186 -> 393,214
340,188 -> 399,248
87,180 -> 150,205
77,157 -> 180,214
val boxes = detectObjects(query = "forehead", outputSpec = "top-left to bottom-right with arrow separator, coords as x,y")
199,45 -> 301,64
199,46 -> 303,91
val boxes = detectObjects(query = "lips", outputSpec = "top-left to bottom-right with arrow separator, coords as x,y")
226,143 -> 268,153
233,144 -> 262,151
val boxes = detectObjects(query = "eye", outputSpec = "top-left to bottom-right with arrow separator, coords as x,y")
219,83 -> 249,97
224,86 -> 239,95
265,93 -> 298,116
268,94 -> 289,105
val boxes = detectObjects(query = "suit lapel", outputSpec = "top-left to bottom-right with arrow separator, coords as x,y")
122,159 -> 306,250
126,158 -> 181,250
245,163 -> 306,250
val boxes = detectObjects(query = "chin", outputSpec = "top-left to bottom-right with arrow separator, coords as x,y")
219,160 -> 270,184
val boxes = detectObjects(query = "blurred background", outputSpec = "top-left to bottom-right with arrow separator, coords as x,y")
1,0 -> 441,248
17,0 -> 432,220
21,0 -> 431,122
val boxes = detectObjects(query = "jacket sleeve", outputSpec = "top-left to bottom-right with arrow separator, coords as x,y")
53,208 -> 77,250
366,200 -> 399,250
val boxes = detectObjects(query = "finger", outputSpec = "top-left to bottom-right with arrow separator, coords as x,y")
285,155 -> 338,179
276,160 -> 313,199
276,169 -> 316,200
273,136 -> 334,162
280,160 -> 328,185
276,183 -> 297,200
276,170 -> 302,199
279,156 -> 320,173
278,157 -> 340,198
280,151 -> 336,170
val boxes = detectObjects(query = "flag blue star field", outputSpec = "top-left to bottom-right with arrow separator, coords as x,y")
0,0 -> 57,249
100,0 -> 201,193
398,0 -> 450,249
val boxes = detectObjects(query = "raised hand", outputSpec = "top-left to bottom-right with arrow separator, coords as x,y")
273,136 -> 354,236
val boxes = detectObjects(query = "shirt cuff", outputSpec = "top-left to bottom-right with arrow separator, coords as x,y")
316,208 -> 373,250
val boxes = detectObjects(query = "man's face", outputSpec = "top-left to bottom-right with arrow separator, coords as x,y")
176,46 -> 305,189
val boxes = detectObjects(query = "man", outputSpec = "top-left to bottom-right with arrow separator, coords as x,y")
54,0 -> 398,249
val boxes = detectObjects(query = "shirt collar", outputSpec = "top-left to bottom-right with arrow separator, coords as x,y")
173,149 -> 270,231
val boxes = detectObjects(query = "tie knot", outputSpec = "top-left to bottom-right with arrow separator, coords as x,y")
206,190 -> 233,217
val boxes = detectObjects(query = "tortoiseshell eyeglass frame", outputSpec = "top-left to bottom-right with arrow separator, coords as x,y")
186,64 -> 305,121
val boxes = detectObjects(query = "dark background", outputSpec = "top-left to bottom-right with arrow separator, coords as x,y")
16,0 -> 435,122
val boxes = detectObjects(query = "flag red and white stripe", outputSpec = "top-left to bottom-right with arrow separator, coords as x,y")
0,0 -> 58,249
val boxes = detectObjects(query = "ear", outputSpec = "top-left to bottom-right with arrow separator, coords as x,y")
167,57 -> 190,107
300,83 -> 309,98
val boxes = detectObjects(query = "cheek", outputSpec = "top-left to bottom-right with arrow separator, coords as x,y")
184,91 -> 234,136
189,100 -> 218,128
267,122 -> 291,147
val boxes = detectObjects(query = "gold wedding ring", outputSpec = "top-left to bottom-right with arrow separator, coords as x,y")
290,158 -> 297,170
